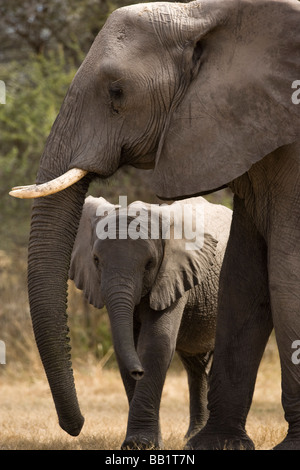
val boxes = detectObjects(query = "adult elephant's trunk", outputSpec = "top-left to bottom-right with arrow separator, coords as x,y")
23,79 -> 100,436
28,172 -> 91,436
105,284 -> 144,381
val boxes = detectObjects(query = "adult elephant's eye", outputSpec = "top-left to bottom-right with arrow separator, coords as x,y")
109,84 -> 123,100
109,84 -> 123,114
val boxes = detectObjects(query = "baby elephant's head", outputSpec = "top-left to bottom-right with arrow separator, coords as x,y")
70,196 -> 218,379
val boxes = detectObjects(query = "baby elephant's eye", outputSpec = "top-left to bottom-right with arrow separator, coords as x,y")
93,255 -> 100,268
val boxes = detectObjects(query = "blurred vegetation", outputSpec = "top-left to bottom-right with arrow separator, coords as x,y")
0,0 -> 233,374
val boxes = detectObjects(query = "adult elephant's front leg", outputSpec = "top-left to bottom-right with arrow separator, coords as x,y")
268,205 -> 300,449
187,196 -> 273,450
121,298 -> 185,450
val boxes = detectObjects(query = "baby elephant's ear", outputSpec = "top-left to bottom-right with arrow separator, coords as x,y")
69,196 -> 116,309
149,198 -> 218,311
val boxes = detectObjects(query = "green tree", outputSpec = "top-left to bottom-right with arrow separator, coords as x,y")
0,0 -> 110,64
0,49 -> 78,248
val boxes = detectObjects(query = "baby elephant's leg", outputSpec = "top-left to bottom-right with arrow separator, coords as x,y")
121,297 -> 185,450
178,351 -> 213,439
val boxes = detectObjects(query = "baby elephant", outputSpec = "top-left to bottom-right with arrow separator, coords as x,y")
70,196 -> 232,449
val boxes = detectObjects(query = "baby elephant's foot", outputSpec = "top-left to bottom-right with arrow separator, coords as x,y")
121,435 -> 163,450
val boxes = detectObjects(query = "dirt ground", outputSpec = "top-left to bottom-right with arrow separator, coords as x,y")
0,336 -> 287,451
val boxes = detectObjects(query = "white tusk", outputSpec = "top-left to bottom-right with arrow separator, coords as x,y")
9,168 -> 88,199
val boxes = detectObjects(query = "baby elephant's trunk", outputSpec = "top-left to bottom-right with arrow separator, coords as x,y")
105,287 -> 144,381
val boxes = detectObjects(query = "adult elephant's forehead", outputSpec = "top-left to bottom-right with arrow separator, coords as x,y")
97,1 -> 193,46
99,3 -> 159,40
90,4 -> 168,62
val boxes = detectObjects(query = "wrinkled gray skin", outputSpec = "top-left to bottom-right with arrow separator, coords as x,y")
25,0 -> 300,450
70,196 -> 232,449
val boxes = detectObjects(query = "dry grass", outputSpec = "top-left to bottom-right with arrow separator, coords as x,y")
0,336 -> 287,451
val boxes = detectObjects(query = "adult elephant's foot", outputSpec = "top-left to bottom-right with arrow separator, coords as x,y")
121,435 -> 163,450
273,436 -> 300,450
185,425 -> 255,450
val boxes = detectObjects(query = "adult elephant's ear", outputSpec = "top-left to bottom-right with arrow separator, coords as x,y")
152,0 -> 300,199
149,198 -> 218,311
69,196 -> 116,309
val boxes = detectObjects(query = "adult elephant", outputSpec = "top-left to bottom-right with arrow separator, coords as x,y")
10,0 -> 300,450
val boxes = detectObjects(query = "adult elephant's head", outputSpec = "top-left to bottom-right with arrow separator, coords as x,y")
10,0 -> 300,436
